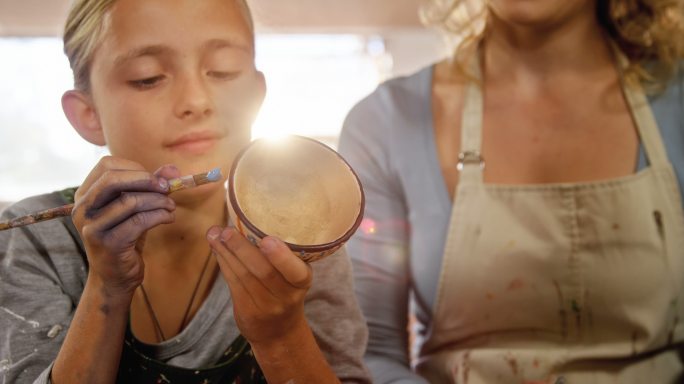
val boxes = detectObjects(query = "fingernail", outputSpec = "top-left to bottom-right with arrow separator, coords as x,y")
207,226 -> 221,240
159,178 -> 169,191
261,237 -> 277,252
221,228 -> 235,242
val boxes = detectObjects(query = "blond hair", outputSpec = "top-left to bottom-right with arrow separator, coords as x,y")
63,0 -> 255,92
422,0 -> 684,91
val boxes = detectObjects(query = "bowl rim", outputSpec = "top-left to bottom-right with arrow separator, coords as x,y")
228,135 -> 365,253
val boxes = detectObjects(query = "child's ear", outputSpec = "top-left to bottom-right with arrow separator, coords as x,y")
61,90 -> 106,146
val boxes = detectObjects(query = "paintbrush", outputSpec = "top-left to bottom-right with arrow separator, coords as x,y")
0,168 -> 223,231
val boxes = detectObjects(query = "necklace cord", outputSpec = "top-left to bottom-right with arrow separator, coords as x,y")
139,249 -> 213,343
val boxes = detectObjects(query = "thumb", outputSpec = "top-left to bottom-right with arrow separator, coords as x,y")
260,236 -> 312,289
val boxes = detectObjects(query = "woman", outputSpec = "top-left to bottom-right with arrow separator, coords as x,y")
0,0 -> 370,383
339,0 -> 684,382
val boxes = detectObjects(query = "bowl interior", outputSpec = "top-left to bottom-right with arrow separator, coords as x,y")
232,137 -> 362,247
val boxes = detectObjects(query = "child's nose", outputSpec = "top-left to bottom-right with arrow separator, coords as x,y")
174,74 -> 212,119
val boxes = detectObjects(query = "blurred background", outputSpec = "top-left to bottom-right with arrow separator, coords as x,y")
0,0 -> 447,207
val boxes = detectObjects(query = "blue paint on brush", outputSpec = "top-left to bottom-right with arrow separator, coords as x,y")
207,167 -> 222,182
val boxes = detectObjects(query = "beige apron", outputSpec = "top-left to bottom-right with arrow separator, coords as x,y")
416,52 -> 684,383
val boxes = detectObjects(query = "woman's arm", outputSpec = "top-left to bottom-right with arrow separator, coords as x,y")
338,99 -> 429,384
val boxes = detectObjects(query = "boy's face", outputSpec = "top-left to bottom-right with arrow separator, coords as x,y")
88,0 -> 264,179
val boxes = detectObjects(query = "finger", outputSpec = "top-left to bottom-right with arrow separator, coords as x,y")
206,226 -> 276,305
85,170 -> 169,212
76,156 -> 147,200
211,241 -> 257,312
260,236 -> 312,289
218,228 -> 292,295
88,192 -> 175,232
101,208 -> 175,250
153,164 -> 182,180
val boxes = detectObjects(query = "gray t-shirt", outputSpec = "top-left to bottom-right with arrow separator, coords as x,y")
0,190 -> 371,383
338,64 -> 684,383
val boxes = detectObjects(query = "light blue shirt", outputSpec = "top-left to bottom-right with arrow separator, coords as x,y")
338,64 -> 684,383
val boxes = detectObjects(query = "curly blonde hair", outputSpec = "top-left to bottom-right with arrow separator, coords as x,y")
63,0 -> 254,92
422,0 -> 684,90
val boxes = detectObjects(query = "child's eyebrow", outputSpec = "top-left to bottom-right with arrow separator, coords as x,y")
112,39 -> 252,68
113,45 -> 172,68
202,38 -> 253,55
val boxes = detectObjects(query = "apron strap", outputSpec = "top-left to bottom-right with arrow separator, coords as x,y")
614,49 -> 670,167
458,51 -> 485,183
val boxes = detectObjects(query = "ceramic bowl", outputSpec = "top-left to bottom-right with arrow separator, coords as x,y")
227,135 -> 365,263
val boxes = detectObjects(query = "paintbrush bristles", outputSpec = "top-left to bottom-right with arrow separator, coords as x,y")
192,167 -> 222,185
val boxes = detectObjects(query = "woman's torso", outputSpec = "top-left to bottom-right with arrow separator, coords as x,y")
360,59 -> 684,345
431,59 -> 639,194
415,48 -> 684,381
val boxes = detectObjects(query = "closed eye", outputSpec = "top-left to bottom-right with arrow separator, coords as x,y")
208,71 -> 240,80
128,75 -> 166,89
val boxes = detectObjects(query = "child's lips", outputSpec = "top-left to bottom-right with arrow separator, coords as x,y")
166,131 -> 221,153
169,138 -> 217,153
